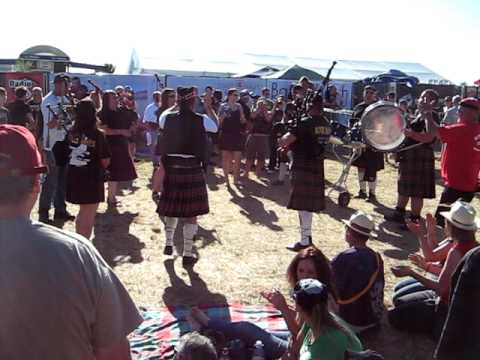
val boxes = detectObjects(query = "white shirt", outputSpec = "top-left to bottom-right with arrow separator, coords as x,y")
142,102 -> 160,124
41,92 -> 70,150
442,105 -> 459,126
158,110 -> 218,158
158,111 -> 218,133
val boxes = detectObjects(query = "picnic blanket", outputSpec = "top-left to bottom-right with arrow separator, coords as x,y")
130,304 -> 288,360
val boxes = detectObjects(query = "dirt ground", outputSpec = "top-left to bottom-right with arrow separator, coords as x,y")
35,149 -> 479,360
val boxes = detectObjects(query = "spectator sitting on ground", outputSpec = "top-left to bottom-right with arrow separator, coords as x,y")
288,279 -> 363,360
389,201 -> 479,339
331,211 -> 385,333
188,246 -> 338,360
0,124 -> 143,359
175,332 -> 217,360
392,213 -> 456,303
435,245 -> 480,360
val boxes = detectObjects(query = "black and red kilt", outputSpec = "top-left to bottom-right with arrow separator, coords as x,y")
352,147 -> 384,181
157,156 -> 209,218
398,144 -> 435,199
287,156 -> 325,212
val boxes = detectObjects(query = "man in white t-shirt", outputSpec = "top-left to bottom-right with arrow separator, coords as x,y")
38,74 -> 75,224
143,91 -> 162,165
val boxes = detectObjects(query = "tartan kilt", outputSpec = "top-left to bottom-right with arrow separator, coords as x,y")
157,157 -> 209,218
288,156 -> 325,212
352,147 -> 384,181
398,145 -> 435,199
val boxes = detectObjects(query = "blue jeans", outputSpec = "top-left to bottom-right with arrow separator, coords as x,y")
207,320 -> 289,360
39,151 -> 67,214
146,130 -> 159,165
392,278 -> 427,306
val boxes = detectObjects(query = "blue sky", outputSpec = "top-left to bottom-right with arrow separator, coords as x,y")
3,0 -> 479,83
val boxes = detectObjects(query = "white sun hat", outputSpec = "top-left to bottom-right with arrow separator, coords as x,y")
342,211 -> 376,237
440,201 -> 480,231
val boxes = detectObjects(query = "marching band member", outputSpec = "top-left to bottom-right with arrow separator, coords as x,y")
280,93 -> 330,251
385,89 -> 440,226
152,87 -> 218,267
351,85 -> 384,202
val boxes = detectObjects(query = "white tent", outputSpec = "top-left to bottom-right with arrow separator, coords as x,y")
129,49 -> 453,85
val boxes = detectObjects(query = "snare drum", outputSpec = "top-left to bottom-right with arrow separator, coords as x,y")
360,101 -> 406,152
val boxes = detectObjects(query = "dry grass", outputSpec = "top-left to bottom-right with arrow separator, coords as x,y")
35,150 -> 479,360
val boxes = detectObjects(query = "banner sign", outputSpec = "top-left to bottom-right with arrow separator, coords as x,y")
0,72 -> 47,100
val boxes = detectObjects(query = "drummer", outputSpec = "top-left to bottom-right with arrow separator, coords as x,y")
351,85 -> 384,202
384,89 -> 440,227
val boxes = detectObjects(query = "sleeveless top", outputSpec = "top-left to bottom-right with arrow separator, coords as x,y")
221,105 -> 242,134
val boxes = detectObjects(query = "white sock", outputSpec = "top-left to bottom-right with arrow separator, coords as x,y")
165,217 -> 178,247
368,180 -> 377,195
298,211 -> 313,245
278,163 -> 288,181
183,223 -> 198,257
358,169 -> 367,192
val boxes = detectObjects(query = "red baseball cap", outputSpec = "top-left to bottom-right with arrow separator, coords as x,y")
460,97 -> 480,111
0,125 -> 47,177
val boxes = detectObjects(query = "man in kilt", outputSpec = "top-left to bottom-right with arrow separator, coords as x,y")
280,93 -> 331,251
351,85 -> 384,202
384,89 -> 440,227
152,87 -> 218,267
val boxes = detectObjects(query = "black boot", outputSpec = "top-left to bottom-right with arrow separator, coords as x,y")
384,208 -> 405,223
286,236 -> 312,252
182,255 -> 198,267
355,190 -> 367,199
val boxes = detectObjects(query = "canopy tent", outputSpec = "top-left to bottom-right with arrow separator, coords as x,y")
232,65 -> 279,78
130,49 -> 452,84
263,64 -> 324,81
363,69 -> 419,88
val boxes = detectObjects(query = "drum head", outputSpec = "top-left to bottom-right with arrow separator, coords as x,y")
360,101 -> 406,152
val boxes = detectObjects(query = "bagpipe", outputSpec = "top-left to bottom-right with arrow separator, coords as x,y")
279,60 -> 337,156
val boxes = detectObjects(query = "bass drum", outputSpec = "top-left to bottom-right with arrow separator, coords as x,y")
360,101 -> 406,152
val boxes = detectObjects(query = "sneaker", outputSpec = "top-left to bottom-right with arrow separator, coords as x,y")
163,245 -> 173,256
54,211 -> 75,221
286,237 -> 312,252
354,190 -> 367,199
182,255 -> 198,267
367,193 -> 377,203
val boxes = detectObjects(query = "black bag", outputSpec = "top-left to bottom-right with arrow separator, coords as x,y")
52,137 -> 71,167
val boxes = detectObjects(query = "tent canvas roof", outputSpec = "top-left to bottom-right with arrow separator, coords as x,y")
263,64 -> 323,80
130,50 -> 452,84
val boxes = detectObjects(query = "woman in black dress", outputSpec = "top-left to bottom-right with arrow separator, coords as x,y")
218,88 -> 246,186
98,90 -> 138,206
66,99 -> 110,239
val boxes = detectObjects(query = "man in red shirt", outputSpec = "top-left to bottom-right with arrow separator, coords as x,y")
425,97 -> 480,227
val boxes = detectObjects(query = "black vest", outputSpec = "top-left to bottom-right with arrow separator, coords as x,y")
160,110 -> 207,162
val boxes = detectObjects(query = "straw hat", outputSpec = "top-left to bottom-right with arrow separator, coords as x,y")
342,211 -> 375,237
440,201 -> 480,231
